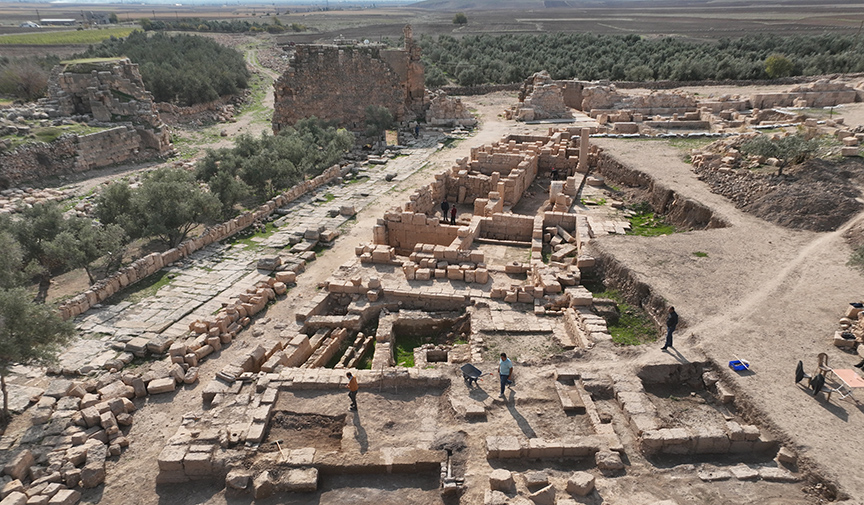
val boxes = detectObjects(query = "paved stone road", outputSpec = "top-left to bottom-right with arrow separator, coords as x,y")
26,135 -> 452,383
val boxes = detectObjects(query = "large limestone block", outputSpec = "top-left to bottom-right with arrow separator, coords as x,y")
225,468 -> 252,490
277,468 -> 318,492
79,463 -> 105,489
0,492 -> 27,505
147,378 -> 176,395
47,489 -> 81,505
1,480 -> 23,499
3,450 -> 34,480
488,469 -> 514,491
252,471 -> 275,499
183,452 -> 212,477
595,450 -> 624,471
157,445 -> 188,472
566,471 -> 595,496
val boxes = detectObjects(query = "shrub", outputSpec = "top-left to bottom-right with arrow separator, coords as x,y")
765,53 -> 795,78
739,133 -> 818,166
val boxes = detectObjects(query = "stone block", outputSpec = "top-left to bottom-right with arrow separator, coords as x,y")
1,480 -> 23,500
157,445 -> 188,472
277,468 -> 318,492
252,471 -> 275,499
527,438 -> 563,459
147,378 -> 175,395
225,468 -> 251,490
595,450 -> 624,471
488,469 -> 514,491
759,467 -> 800,482
183,452 -> 212,477
728,464 -> 759,481
3,450 -> 34,480
0,493 -> 26,505
487,436 -> 521,459
524,471 -> 548,487
776,447 -> 796,464
566,471 -> 595,496
47,490 -> 80,505
79,463 -> 105,489
483,490 -> 510,505
561,438 -> 598,457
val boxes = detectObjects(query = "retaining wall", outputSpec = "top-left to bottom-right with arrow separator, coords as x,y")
58,163 -> 347,320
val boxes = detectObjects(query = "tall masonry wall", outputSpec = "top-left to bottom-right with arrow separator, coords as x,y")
272,26 -> 425,132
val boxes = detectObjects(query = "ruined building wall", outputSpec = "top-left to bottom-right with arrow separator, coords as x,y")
0,127 -> 168,186
0,58 -> 173,186
273,27 -> 425,132
750,80 -> 859,109
273,45 -> 406,130
480,213 -> 534,242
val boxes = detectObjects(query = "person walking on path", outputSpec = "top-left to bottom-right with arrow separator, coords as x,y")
450,206 -> 457,225
346,372 -> 359,411
661,307 -> 678,351
498,353 -> 514,397
441,200 -> 450,223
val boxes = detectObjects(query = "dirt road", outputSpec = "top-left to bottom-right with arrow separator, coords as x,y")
589,137 -> 864,500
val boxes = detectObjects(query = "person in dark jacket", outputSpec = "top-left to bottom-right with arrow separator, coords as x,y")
441,200 -> 450,223
661,306 -> 678,351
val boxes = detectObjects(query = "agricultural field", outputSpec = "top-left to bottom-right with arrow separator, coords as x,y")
0,27 -> 135,45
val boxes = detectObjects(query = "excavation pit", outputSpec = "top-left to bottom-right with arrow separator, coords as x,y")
264,412 -> 345,452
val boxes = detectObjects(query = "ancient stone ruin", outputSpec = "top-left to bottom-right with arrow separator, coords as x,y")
0,58 -> 173,187
506,71 -> 574,121
426,90 -> 477,128
273,26 -> 426,132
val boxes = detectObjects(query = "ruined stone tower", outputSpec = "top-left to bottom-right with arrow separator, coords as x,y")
272,25 -> 426,132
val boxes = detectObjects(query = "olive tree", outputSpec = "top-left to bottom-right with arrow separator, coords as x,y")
0,288 -> 75,422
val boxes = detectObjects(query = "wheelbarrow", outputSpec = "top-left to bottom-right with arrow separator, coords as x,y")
460,363 -> 486,386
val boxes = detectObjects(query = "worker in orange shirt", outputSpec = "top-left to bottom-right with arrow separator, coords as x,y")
346,372 -> 359,411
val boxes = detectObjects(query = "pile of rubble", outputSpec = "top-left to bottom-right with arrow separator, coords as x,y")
0,364 -> 199,505
0,187 -> 70,215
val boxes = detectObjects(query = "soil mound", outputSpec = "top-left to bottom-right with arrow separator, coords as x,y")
696,157 -> 864,232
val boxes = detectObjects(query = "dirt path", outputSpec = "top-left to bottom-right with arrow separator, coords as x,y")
589,138 -> 864,500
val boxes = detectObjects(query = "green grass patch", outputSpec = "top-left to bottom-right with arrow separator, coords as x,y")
322,192 -> 336,203
848,246 -> 864,272
0,28 -> 136,45
665,136 -> 716,152
395,334 -> 423,367
223,222 -> 278,249
109,270 -> 173,305
692,251 -> 708,258
627,203 -> 676,237
581,196 -> 606,206
590,288 -> 657,346
1,124 -> 110,149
